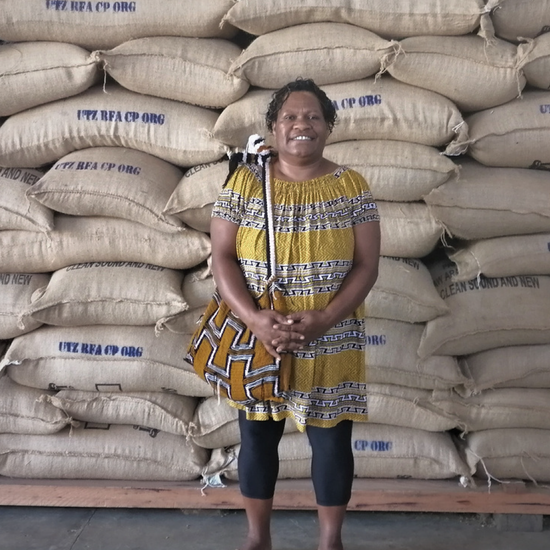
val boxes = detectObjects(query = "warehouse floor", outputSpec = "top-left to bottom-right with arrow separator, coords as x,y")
0,506 -> 548,550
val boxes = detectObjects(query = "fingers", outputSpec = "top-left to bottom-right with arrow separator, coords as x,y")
271,332 -> 306,354
271,311 -> 293,326
264,335 -> 299,359
272,320 -> 295,332
251,310 -> 322,357
272,327 -> 304,342
271,329 -> 304,344
264,342 -> 281,361
285,312 -> 306,322
276,343 -> 304,353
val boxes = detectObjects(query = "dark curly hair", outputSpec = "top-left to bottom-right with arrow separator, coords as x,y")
265,78 -> 337,134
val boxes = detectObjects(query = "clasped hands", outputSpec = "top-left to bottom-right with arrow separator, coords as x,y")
247,309 -> 332,360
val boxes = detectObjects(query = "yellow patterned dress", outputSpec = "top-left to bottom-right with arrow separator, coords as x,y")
211,163 -> 380,431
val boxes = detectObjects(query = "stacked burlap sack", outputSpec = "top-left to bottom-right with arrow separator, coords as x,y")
409,0 -> 550,486
0,165 -> 215,481
2,0 -> 550,486
0,0 -> 245,481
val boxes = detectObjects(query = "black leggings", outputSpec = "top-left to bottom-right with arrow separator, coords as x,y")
237,410 -> 354,506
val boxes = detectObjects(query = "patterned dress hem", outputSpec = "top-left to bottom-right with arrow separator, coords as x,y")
228,399 -> 369,432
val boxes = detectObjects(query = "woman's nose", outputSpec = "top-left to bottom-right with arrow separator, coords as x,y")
293,116 -> 311,128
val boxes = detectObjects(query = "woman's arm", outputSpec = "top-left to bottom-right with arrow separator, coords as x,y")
273,220 -> 381,350
210,216 -> 304,359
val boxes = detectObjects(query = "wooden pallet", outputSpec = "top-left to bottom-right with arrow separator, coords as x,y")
1,477 -> 549,515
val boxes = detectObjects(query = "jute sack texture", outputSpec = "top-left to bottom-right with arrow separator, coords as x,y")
424,159 -> 550,240
0,215 -> 211,273
229,22 -> 396,88
466,91 -> 550,168
387,35 -> 525,112
181,265 -> 215,310
223,0 -> 489,38
0,272 -> 49,339
45,390 -> 198,437
0,41 -> 98,116
213,89 -> 272,149
164,160 -> 229,233
0,85 -> 227,168
363,317 -> 468,391
378,201 -> 444,259
418,258 -> 550,357
0,375 -> 71,435
464,428 -> 550,483
491,0 -> 550,42
221,424 -> 470,480
363,384 -> 458,432
213,78 -> 468,155
324,140 -> 458,202
1,325 -> 213,397
449,233 -> 550,281
459,344 -> 550,396
27,147 -> 185,233
0,168 -> 51,232
22,262 -> 187,329
97,37 -> 249,109
431,388 -> 550,432
190,396 -> 297,449
164,265 -> 215,334
164,307 -> 204,335
0,0 -> 236,49
520,33 -> 550,90
177,208 -> 214,235
366,256 -> 448,323
0,424 -> 209,481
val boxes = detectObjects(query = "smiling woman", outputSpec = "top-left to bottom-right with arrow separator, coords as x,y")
207,78 -> 381,550
268,90 -> 336,180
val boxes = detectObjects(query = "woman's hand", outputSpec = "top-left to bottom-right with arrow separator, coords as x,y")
246,309 -> 306,360
210,217 -> 303,360
272,310 -> 332,352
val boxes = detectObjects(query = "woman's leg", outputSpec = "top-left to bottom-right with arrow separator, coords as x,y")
306,420 -> 354,550
238,410 -> 286,550
316,505 -> 348,550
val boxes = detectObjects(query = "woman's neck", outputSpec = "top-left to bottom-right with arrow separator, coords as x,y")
272,156 -> 338,182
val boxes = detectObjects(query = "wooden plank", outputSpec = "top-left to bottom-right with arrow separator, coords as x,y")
1,477 -> 550,514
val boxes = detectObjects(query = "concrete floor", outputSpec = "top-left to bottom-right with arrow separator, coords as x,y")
0,507 -> 548,550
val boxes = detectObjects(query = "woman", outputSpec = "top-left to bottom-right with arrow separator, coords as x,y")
210,78 -> 381,550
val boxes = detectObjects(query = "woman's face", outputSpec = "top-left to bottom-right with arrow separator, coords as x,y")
271,91 -> 330,163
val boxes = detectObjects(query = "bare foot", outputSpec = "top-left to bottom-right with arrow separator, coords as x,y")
318,545 -> 343,550
239,535 -> 272,550
318,539 -> 344,550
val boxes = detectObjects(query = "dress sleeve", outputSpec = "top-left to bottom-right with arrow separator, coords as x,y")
211,165 -> 256,225
344,169 -> 380,226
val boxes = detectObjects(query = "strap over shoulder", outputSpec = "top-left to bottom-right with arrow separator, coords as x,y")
224,135 -> 279,286
224,134 -> 274,187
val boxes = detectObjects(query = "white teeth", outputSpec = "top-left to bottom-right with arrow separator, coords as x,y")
294,136 -> 312,141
